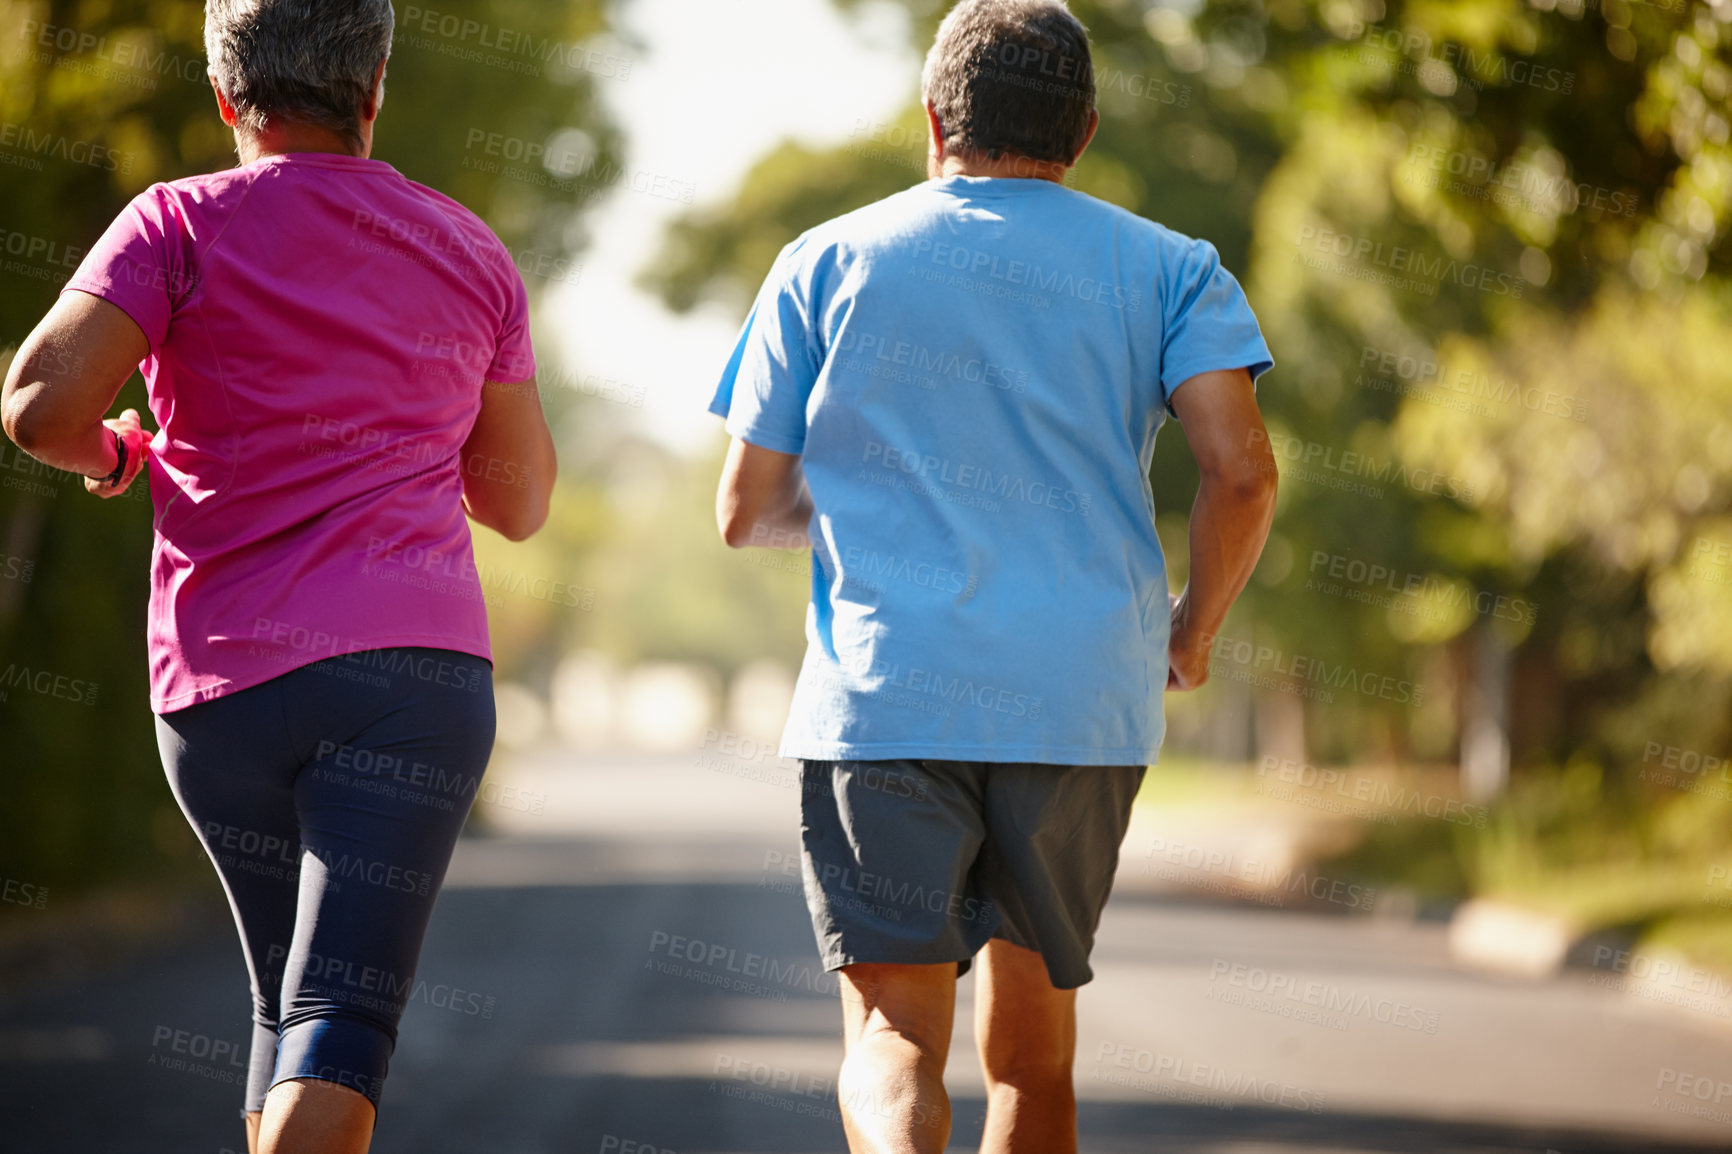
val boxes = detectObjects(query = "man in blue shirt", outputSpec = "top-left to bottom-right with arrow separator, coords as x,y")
711,2 -> 1277,1149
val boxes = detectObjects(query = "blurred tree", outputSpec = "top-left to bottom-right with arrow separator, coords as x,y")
0,0 -> 624,892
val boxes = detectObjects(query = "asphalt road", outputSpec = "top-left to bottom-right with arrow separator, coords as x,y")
3,750 -> 1731,1154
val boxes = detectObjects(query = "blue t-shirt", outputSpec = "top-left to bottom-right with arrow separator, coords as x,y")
710,175 -> 1272,765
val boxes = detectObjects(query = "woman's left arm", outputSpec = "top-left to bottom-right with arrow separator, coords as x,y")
1,290 -> 152,497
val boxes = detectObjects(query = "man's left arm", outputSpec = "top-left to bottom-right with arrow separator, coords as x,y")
716,437 -> 813,550
1166,367 -> 1278,690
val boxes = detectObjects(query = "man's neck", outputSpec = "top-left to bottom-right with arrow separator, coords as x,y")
931,151 -> 1071,184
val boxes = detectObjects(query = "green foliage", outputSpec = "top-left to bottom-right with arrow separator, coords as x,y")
0,0 -> 621,893
649,0 -> 1732,777
563,440 -> 811,674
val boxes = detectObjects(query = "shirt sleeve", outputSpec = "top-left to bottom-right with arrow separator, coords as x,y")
1159,238 -> 1274,418
707,237 -> 820,456
62,186 -> 191,353
486,241 -> 537,384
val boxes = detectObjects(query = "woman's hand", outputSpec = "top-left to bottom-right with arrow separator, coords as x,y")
84,408 -> 151,498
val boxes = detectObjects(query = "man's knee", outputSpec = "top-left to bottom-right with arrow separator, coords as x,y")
981,1041 -> 1072,1091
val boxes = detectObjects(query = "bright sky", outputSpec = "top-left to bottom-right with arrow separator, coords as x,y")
542,0 -> 921,453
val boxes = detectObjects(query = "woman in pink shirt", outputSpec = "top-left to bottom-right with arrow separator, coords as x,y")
0,2 -> 556,1151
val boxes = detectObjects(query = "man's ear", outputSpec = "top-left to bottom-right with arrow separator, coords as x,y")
1072,109 -> 1100,166
208,73 -> 239,127
924,100 -> 946,160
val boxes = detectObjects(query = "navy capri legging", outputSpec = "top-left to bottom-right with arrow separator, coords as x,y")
154,646 -> 495,1113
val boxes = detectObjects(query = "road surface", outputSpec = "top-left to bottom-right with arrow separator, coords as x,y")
2,749 -> 1730,1153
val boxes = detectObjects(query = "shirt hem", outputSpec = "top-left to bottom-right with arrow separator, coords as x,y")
779,739 -> 1159,767
152,632 -> 493,714
725,419 -> 805,456
1163,355 -> 1274,396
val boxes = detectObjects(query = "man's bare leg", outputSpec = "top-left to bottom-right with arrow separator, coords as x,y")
974,939 -> 1077,1154
837,962 -> 956,1154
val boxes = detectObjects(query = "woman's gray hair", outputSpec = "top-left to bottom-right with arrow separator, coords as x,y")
205,0 -> 395,150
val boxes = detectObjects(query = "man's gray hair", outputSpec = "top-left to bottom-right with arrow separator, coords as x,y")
205,0 -> 395,150
921,0 -> 1094,165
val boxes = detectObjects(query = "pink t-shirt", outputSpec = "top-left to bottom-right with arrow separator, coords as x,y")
64,152 -> 536,713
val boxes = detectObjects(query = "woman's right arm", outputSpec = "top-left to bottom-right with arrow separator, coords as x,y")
460,377 -> 556,542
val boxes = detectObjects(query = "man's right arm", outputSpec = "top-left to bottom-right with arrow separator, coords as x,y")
1166,367 -> 1278,690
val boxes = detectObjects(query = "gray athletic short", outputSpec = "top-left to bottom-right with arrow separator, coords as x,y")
798,758 -> 1146,990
